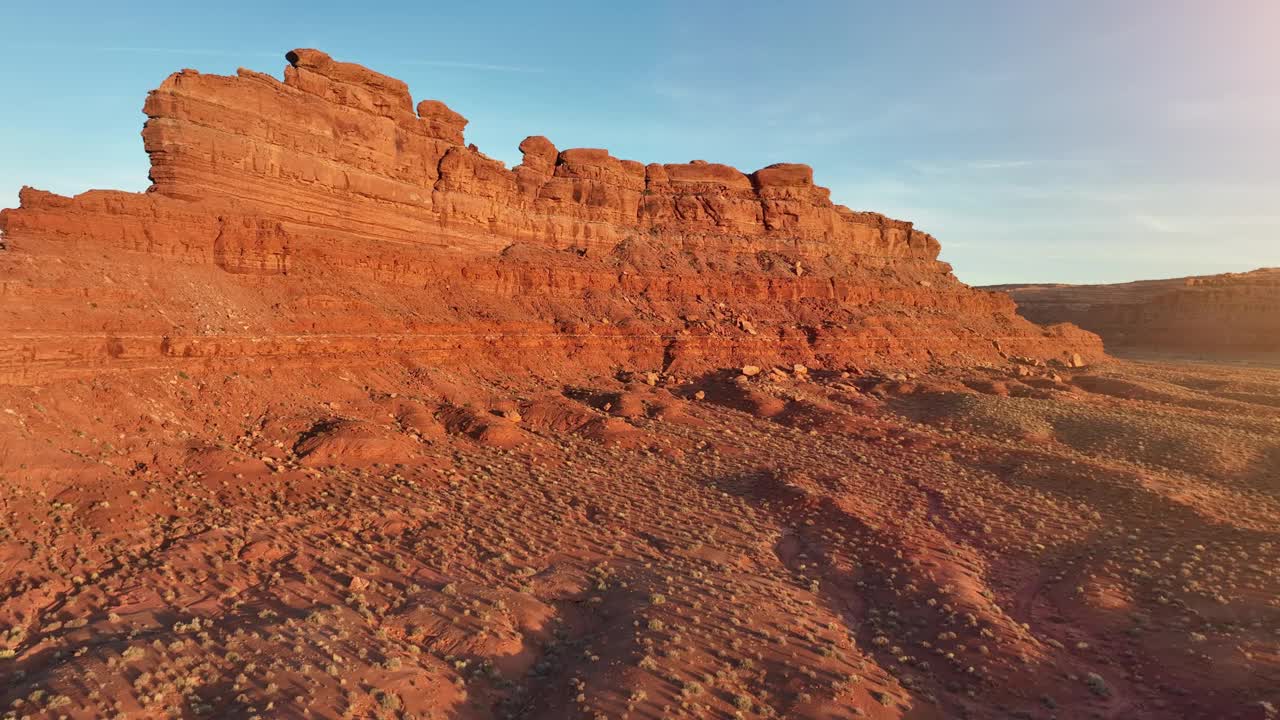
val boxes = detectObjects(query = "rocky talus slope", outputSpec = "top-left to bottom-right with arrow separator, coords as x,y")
989,268 -> 1280,357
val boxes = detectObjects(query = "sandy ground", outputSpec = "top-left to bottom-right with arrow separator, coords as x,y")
0,357 -> 1277,719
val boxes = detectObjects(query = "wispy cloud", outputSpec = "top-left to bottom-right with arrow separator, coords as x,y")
1166,95 -> 1280,132
1132,213 -> 1185,234
8,43 -> 544,74
830,178 -> 916,198
968,159 -> 1032,170
909,159 -> 1034,175
8,43 -> 279,59
100,46 -> 279,58
397,59 -> 544,74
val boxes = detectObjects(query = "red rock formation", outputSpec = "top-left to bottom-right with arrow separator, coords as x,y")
0,49 -> 1101,384
990,268 -> 1280,356
137,50 -> 946,260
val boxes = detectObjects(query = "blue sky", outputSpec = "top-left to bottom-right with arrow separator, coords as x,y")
2,0 -> 1276,284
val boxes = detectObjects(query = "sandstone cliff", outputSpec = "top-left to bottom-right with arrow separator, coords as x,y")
0,49 -> 1100,384
990,268 -> 1280,357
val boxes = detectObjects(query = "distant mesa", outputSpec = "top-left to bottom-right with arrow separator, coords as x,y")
987,268 -> 1280,356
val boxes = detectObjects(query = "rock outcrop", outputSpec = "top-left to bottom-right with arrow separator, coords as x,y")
0,49 -> 1101,384
990,268 -> 1280,356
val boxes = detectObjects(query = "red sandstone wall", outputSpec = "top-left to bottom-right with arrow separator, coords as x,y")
138,49 -> 939,262
0,49 -> 1102,383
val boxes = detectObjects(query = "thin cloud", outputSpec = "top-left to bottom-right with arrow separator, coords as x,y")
1166,95 -> 1280,132
909,159 -> 1033,175
398,59 -> 544,74
9,43 -> 543,74
969,160 -> 1032,170
9,43 -> 279,59
99,46 -> 279,58
1132,213 -> 1185,234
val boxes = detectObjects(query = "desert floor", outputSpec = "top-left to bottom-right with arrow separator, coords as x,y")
1,357 -> 1277,719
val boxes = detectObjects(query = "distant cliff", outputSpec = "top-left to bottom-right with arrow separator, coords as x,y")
988,268 -> 1280,355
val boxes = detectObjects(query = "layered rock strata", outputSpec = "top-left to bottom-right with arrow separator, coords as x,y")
0,49 -> 1101,384
990,268 -> 1280,356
